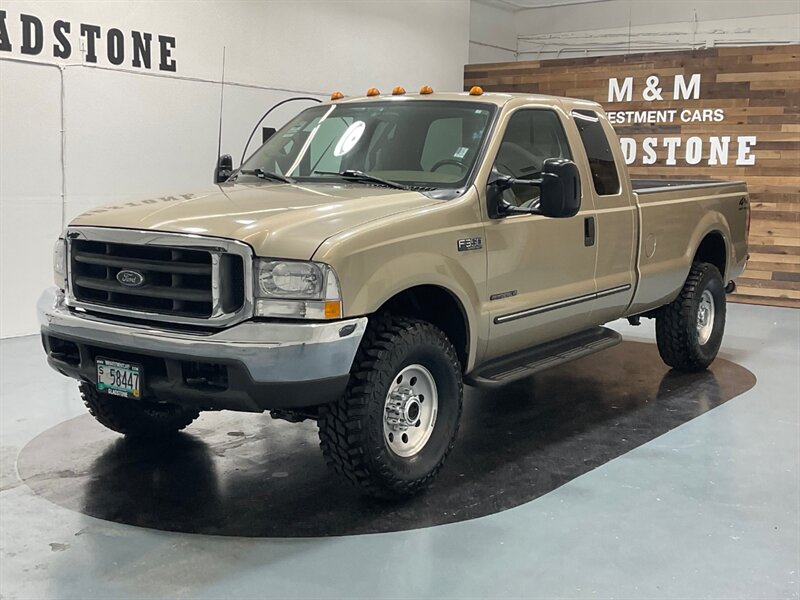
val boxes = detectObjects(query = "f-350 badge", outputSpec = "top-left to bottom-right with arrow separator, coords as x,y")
457,237 -> 483,252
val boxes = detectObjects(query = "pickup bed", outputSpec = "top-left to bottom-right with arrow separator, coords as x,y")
39,89 -> 749,498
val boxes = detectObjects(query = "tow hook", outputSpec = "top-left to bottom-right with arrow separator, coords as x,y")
725,281 -> 736,294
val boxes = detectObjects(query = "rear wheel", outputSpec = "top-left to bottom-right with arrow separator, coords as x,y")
655,262 -> 726,372
80,382 -> 200,437
318,315 -> 463,498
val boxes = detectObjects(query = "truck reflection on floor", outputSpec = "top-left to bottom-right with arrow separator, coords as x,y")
18,341 -> 755,538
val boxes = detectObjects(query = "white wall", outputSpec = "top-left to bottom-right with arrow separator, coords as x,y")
469,0 -> 800,63
515,0 -> 800,59
0,0 -> 470,337
469,1 -> 517,63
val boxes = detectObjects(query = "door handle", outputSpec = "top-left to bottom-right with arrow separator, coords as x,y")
584,216 -> 595,247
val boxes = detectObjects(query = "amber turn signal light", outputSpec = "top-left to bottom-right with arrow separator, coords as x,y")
324,301 -> 342,319
419,85 -> 434,95
392,86 -> 406,95
366,87 -> 380,97
330,91 -> 344,101
469,86 -> 484,96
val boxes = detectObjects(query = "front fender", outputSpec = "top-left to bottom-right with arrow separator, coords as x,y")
312,189 -> 488,371
344,252 -> 484,372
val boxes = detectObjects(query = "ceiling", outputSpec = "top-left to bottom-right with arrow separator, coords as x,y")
473,0 -> 612,11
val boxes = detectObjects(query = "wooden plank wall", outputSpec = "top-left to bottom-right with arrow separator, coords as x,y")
465,45 -> 800,308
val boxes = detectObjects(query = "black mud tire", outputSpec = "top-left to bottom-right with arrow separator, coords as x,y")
318,315 -> 463,499
80,382 -> 200,437
655,262 -> 726,372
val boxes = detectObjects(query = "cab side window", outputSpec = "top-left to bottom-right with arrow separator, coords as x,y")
493,109 -> 572,207
572,110 -> 620,196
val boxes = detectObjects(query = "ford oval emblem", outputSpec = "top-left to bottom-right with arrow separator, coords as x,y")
116,269 -> 145,287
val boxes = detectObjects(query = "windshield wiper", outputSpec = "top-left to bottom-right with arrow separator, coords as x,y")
313,169 -> 407,190
237,168 -> 295,184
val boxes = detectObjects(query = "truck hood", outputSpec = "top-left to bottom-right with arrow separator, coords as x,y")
69,182 -> 439,259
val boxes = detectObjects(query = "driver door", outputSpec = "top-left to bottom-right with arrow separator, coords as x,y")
484,108 -> 598,361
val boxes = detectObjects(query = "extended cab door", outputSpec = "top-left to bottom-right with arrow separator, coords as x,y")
570,109 -> 637,325
483,106 -> 598,361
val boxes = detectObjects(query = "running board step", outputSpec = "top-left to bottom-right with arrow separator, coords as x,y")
466,326 -> 622,387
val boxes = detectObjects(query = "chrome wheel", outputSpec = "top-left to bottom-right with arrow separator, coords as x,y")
696,289 -> 715,345
383,364 -> 438,458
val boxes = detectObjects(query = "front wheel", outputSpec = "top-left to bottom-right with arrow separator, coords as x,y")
318,315 -> 463,498
655,262 -> 727,372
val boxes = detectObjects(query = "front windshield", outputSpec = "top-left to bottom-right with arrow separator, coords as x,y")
239,100 -> 495,189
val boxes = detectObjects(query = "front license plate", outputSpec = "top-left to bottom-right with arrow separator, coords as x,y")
97,358 -> 141,399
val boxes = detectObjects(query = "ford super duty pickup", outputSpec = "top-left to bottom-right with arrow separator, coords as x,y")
39,87 -> 750,498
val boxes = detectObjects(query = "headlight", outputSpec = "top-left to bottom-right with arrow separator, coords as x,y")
254,259 -> 342,319
53,236 -> 67,289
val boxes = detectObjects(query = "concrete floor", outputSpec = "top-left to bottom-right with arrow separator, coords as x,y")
1,302 -> 798,599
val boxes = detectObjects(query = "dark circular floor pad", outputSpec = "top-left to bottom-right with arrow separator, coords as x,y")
18,341 -> 755,537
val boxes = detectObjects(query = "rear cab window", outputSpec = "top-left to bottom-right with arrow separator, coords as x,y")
572,109 -> 621,196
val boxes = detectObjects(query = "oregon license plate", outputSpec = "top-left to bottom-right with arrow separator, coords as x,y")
97,358 -> 141,399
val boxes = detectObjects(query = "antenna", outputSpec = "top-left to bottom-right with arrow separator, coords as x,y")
216,46 -> 227,161
240,96 -> 323,167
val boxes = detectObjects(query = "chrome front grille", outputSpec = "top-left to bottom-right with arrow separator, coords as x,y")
66,228 -> 253,327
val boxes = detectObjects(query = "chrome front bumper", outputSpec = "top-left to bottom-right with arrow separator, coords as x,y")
38,287 -> 367,411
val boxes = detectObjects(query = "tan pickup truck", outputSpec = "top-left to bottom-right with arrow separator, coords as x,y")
39,88 -> 749,498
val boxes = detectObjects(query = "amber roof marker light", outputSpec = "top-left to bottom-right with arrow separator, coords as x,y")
419,85 -> 434,95
366,87 -> 380,97
392,86 -> 406,95
469,86 -> 484,96
330,91 -> 344,101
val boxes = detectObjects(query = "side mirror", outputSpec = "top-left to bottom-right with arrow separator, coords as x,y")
214,154 -> 233,184
486,170 -> 515,218
488,158 -> 581,219
538,158 -> 581,218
